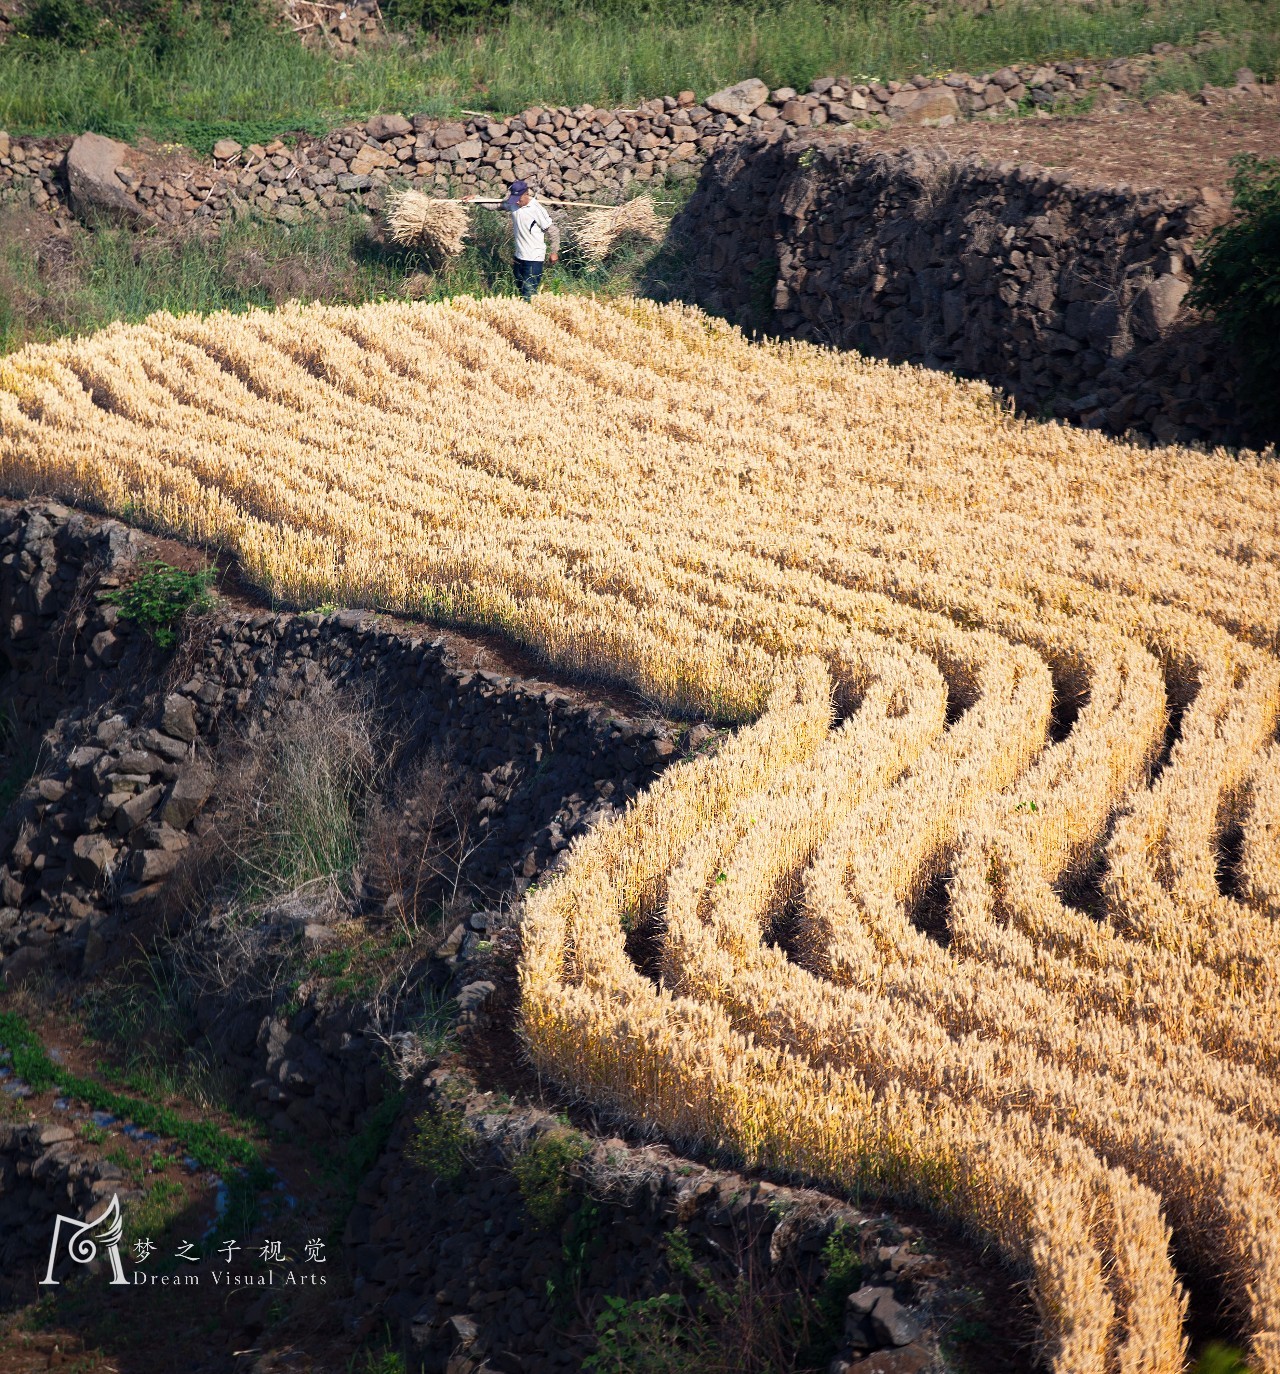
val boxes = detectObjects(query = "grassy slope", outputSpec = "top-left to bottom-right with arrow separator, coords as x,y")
0,0 -> 1277,148
0,196 -> 685,354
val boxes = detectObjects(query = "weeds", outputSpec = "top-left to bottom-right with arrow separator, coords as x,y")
584,1224 -> 820,1374
104,560 -> 216,648
513,1128 -> 590,1230
806,1222 -> 866,1356
0,1009 -> 262,1173
81,950 -> 240,1113
2,0 -> 1275,140
360,750 -> 481,941
407,1105 -> 477,1184
222,687 -> 378,907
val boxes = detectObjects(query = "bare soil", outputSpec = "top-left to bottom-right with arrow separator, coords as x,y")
862,87 -> 1280,197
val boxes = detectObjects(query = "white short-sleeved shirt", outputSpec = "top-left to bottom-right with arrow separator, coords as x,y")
510,199 -> 554,262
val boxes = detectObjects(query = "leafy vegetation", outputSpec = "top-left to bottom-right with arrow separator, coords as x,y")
1,0 -> 1275,144
1188,153 -> 1280,435
512,1127 -> 590,1228
105,558 -> 215,648
0,1009 -> 262,1174
408,1104 -> 477,1183
584,1226 -> 822,1373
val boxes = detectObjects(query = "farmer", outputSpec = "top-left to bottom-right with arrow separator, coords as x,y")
467,180 -> 560,301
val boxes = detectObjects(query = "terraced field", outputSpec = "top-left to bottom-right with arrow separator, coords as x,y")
2,295 -> 1279,1372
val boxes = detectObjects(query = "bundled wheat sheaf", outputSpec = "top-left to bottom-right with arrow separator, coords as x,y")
3,296 -> 1280,1370
572,196 -> 665,262
384,188 -> 470,256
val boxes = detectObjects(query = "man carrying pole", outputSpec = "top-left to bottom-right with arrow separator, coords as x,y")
467,180 -> 560,301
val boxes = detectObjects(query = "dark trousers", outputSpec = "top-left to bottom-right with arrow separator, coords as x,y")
513,257 -> 544,300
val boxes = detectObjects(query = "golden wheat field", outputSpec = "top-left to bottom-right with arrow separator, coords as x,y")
2,295 -> 1279,1372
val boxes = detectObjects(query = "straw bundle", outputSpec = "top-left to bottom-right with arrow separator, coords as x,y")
571,195 -> 664,263
384,189 -> 470,257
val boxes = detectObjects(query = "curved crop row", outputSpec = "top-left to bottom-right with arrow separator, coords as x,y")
3,296 -> 1280,1370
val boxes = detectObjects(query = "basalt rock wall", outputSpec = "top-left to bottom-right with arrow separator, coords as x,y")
670,129 -> 1247,446
0,501 -> 683,1138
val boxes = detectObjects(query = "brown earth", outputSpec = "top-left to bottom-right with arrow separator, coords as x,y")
864,87 -> 1280,197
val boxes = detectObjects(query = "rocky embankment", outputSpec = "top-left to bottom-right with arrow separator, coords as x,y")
0,499 -> 681,1134
1,45 -> 1264,226
670,130 -> 1243,445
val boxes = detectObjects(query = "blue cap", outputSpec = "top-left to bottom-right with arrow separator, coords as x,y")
501,179 -> 529,210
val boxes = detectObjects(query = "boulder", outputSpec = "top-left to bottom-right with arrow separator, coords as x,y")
869,1293 -> 922,1346
159,766 -> 214,829
705,78 -> 770,119
886,88 -> 960,125
1134,273 -> 1190,338
160,693 -> 198,742
366,113 -> 412,141
211,138 -> 242,161
433,123 -> 467,150
66,132 -> 144,220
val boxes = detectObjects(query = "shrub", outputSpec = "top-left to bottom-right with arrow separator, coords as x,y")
408,1106 -> 476,1183
106,559 -> 215,648
1188,154 -> 1280,435
512,1127 -> 589,1229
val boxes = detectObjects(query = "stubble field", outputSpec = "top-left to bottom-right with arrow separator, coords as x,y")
2,294 -> 1279,1372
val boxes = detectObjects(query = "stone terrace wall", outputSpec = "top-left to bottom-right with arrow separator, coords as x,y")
670,128 -> 1244,445
0,50 -> 1216,227
0,502 -> 685,1134
348,1067 -> 955,1374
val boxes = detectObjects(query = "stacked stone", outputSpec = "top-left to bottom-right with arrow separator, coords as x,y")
0,502 -> 682,1008
347,1069 -> 948,1374
0,1123 -> 140,1286
2,44 -> 1262,226
678,133 -> 1244,446
0,130 -> 68,214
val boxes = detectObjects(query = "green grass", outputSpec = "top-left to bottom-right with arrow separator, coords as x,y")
1140,29 -> 1279,95
0,185 -> 689,355
0,1009 -> 263,1174
1,0 -> 1276,146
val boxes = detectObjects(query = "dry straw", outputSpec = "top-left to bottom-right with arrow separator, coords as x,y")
571,196 -> 665,263
384,188 -> 470,257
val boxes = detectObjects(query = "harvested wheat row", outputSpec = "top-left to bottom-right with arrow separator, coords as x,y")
3,295 -> 1280,1369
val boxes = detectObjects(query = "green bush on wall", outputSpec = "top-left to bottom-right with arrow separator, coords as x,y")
1189,153 -> 1280,436
105,559 -> 216,648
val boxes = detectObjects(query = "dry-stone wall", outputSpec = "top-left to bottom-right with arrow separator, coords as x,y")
347,1067 -> 952,1374
669,128 -> 1243,445
0,501 -> 683,1135
0,503 -> 1006,1372
0,1122 -> 140,1296
0,49 -> 1226,226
